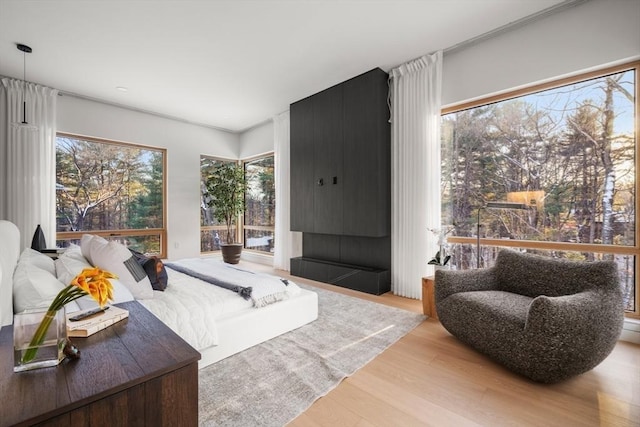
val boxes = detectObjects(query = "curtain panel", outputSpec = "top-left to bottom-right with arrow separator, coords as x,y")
0,78 -> 58,250
273,110 -> 302,271
390,51 -> 442,299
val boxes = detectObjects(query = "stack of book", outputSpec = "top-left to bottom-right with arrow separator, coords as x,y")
66,306 -> 129,337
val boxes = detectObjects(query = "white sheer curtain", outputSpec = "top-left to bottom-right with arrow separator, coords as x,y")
0,78 -> 58,250
390,51 -> 442,299
273,110 -> 302,271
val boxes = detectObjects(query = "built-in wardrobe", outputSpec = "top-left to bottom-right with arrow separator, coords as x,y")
290,68 -> 391,295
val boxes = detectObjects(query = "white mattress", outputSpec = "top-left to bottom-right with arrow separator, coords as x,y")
140,265 -> 318,368
199,287 -> 318,367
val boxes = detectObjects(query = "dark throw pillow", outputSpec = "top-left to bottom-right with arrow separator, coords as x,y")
130,250 -> 168,291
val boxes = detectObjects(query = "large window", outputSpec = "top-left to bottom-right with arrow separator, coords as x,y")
441,62 -> 639,316
55,133 -> 166,256
243,155 -> 275,253
200,156 -> 237,252
200,154 -> 275,255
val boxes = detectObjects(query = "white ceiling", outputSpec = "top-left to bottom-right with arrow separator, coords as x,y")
0,0 -> 569,133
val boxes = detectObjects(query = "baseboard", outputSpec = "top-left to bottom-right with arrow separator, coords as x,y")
620,318 -> 640,344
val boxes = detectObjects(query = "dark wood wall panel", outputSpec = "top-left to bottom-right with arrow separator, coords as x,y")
312,84 -> 344,235
342,68 -> 390,237
290,97 -> 315,232
290,68 -> 391,294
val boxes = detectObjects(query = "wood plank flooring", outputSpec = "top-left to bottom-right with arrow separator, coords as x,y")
246,264 -> 640,427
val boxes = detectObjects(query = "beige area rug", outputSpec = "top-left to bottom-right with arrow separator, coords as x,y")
198,283 -> 425,426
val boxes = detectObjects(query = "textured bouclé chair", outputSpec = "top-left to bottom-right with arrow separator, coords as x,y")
434,249 -> 624,383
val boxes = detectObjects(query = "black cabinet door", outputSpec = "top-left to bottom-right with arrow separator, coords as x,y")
290,97 -> 315,232
342,68 -> 390,237
312,84 -> 343,235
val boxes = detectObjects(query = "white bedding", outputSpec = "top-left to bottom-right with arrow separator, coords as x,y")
139,259 -> 303,351
0,224 -> 318,368
167,257 -> 301,306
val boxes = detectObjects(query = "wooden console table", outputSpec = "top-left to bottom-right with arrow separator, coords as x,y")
422,276 -> 438,320
0,301 -> 201,426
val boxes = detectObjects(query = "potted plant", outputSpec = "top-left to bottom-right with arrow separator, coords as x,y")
428,248 -> 451,268
428,226 -> 454,269
205,163 -> 246,264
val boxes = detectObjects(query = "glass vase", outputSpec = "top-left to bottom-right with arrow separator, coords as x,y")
13,307 -> 66,372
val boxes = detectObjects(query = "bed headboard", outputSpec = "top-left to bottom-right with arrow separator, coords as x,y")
0,221 -> 20,327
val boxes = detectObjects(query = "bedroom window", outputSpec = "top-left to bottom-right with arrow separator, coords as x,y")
200,156 -> 238,252
55,133 -> 166,257
243,154 -> 275,254
441,61 -> 639,317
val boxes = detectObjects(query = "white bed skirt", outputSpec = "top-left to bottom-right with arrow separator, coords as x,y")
198,288 -> 318,368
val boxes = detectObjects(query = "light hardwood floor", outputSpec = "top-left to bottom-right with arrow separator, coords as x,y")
250,264 -> 640,427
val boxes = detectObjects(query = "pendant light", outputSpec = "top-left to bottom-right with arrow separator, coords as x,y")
17,43 -> 33,125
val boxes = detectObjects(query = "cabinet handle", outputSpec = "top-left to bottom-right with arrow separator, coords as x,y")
317,178 -> 324,186
332,176 -> 338,185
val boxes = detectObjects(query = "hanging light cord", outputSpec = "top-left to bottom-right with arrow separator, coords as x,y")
16,43 -> 32,125
22,48 -> 26,124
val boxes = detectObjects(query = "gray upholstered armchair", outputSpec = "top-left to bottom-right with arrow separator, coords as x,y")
434,249 -> 624,383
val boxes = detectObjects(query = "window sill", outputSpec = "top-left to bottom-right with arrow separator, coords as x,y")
621,318 -> 640,344
240,250 -> 273,266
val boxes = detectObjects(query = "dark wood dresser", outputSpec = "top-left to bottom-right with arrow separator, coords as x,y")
0,301 -> 201,426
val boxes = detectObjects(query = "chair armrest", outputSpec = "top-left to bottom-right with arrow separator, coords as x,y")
525,290 -> 624,335
434,267 -> 498,304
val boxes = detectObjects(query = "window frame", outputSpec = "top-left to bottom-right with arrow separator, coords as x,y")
55,132 -> 168,257
242,153 -> 275,256
441,61 -> 640,319
200,153 -> 276,256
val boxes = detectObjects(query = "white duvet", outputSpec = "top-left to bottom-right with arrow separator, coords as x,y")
139,268 -> 243,350
170,257 -> 301,306
139,260 -> 301,351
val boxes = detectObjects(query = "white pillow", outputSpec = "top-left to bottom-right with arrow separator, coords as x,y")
55,252 -> 93,286
13,263 -> 65,313
55,251 -> 135,306
55,250 -> 93,285
89,238 -> 153,300
60,244 -> 85,262
65,300 -> 81,313
80,234 -> 107,265
18,248 -> 55,276
14,247 -> 81,314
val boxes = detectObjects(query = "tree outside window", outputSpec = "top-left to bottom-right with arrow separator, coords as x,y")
441,63 -> 638,314
200,156 -> 237,252
55,134 -> 165,255
200,154 -> 275,254
243,155 -> 275,254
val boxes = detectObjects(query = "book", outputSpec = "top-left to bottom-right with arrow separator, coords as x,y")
66,305 -> 129,337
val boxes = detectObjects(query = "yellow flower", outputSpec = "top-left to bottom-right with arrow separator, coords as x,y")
70,268 -> 116,308
71,274 -> 87,292
21,267 -> 117,364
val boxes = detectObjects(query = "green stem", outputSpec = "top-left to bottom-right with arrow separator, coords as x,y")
20,310 -> 58,364
19,286 -> 88,364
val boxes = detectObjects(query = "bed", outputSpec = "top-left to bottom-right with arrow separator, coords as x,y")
0,220 -> 318,369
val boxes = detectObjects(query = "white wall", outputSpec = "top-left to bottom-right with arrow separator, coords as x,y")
56,0 -> 640,262
442,0 -> 640,107
239,120 -> 274,159
239,0 -> 640,156
57,95 -> 239,260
